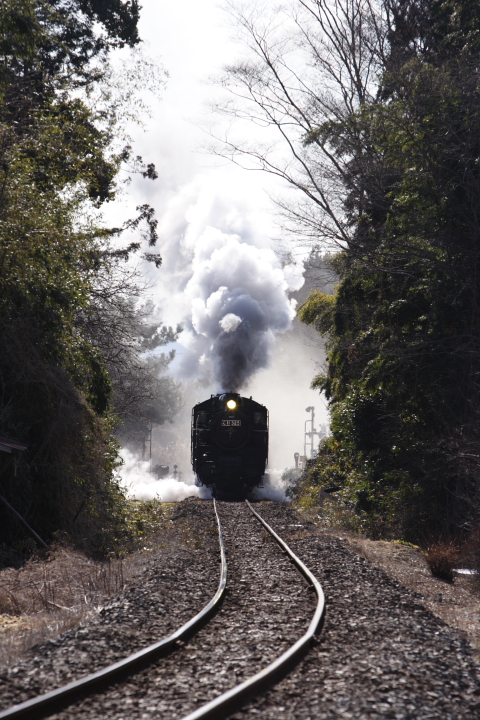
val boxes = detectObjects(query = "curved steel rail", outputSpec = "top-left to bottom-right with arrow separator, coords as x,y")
0,499 -> 227,720
180,500 -> 326,720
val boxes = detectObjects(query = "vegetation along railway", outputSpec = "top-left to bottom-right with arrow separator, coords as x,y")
3,0 -> 480,716
0,500 -> 479,719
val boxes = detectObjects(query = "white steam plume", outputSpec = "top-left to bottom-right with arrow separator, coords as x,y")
186,233 -> 296,390
118,448 -> 211,502
252,470 -> 291,503
156,177 -> 303,391
219,313 -> 242,333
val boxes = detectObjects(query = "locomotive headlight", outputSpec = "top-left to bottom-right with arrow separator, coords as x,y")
226,400 -> 237,409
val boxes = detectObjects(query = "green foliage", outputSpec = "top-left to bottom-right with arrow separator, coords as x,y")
123,500 -> 172,545
281,466 -> 302,499
297,291 -> 336,334
298,2 -> 480,541
0,0 -> 168,557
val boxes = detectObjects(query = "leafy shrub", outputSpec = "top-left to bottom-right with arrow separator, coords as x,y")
423,541 -> 459,583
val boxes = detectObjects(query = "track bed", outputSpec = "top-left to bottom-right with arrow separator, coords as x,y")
1,499 -> 479,719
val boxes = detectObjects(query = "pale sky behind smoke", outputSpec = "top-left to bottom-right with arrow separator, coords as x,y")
113,0 -> 329,478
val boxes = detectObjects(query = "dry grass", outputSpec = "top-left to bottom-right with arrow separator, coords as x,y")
461,526 -> 480,581
0,500 -> 178,667
0,545 -> 131,666
424,540 -> 460,582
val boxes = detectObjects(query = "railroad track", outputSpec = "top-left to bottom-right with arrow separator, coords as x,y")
0,500 -> 325,720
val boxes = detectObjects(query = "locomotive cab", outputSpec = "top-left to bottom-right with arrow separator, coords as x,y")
191,393 -> 268,499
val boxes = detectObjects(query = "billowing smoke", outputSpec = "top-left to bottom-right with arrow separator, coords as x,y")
157,181 -> 302,391
185,229 -> 297,390
252,470 -> 291,503
109,4 -> 330,484
118,448 -> 211,501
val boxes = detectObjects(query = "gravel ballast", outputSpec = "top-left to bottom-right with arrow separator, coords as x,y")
0,498 -> 479,719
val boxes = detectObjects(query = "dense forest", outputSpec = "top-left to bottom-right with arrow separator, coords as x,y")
3,0 -> 480,557
299,0 -> 480,541
219,0 -> 480,542
0,0 -> 181,556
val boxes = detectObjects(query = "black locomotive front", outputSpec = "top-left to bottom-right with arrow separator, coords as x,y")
191,393 -> 268,498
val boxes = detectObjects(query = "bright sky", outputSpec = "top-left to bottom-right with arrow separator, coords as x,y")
129,0 -> 240,191
113,0 -> 329,471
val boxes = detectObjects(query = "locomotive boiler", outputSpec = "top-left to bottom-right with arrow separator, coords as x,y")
191,392 -> 268,499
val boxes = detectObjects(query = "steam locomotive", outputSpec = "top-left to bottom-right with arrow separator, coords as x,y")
191,393 -> 268,499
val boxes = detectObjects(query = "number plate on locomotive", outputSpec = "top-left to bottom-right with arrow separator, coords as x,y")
221,419 -> 241,426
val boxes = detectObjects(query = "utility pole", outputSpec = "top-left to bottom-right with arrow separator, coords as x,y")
304,406 -> 327,458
